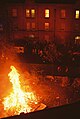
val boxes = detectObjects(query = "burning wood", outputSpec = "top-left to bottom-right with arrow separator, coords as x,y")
2,66 -> 46,117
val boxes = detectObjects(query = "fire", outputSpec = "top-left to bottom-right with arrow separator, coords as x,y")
3,66 -> 38,116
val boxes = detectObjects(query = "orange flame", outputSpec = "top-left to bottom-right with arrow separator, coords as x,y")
3,66 -> 38,116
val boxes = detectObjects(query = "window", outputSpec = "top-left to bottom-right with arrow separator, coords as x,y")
0,24 -> 3,31
26,22 -> 35,30
45,9 -> 49,18
75,36 -> 80,44
26,22 -> 30,30
61,9 -> 66,18
32,22 -> 35,29
31,9 -> 35,17
75,10 -> 79,19
75,23 -> 79,31
45,23 -> 49,30
12,8 -> 17,17
61,22 -> 65,30
26,9 -> 30,17
26,9 -> 36,18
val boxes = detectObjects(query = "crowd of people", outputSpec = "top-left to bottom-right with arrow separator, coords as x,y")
23,39 -> 61,63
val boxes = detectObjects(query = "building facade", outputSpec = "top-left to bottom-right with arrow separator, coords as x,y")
0,0 -> 80,45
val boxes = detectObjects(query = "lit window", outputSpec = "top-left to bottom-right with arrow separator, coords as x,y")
32,22 -> 35,29
75,10 -> 79,19
61,9 -> 66,18
31,9 -> 35,17
75,36 -> 80,44
45,9 -> 49,18
26,22 -> 30,30
44,35 -> 49,40
12,8 -> 17,17
26,9 -> 30,17
45,23 -> 49,30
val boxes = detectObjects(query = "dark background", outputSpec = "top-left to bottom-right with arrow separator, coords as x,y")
0,0 -> 76,4
35,0 -> 76,4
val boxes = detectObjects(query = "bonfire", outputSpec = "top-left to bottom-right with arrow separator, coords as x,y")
2,66 -> 39,116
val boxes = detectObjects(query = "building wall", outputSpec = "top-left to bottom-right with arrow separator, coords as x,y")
0,0 -> 80,45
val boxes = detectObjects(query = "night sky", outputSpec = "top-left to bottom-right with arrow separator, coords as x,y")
0,0 -> 25,3
0,0 -> 77,4
35,0 -> 76,4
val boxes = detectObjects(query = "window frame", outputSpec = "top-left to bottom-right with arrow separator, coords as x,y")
12,8 -> 18,17
26,22 -> 30,30
31,9 -> 36,18
45,22 -> 50,30
26,9 -> 30,17
31,22 -> 36,29
75,10 -> 80,19
0,24 -> 3,31
60,22 -> 65,30
45,9 -> 50,18
60,9 -> 66,19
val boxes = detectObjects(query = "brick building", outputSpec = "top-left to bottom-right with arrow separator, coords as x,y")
0,0 -> 80,45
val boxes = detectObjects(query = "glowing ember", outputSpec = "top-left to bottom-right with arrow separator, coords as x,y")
3,66 -> 38,116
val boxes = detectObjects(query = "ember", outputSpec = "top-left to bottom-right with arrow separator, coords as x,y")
2,66 -> 39,116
